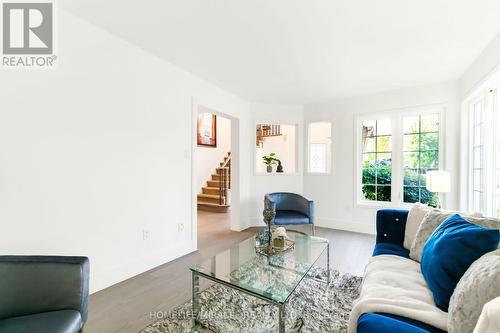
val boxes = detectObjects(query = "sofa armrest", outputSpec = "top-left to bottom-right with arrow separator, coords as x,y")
0,256 -> 89,326
376,209 -> 409,245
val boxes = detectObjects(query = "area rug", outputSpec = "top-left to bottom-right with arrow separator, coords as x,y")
140,268 -> 362,333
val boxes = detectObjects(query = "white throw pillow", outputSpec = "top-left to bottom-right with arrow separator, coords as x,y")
409,209 -> 485,262
449,250 -> 500,333
473,297 -> 500,333
404,204 -> 432,250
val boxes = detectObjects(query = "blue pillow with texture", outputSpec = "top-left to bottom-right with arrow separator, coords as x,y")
421,214 -> 499,311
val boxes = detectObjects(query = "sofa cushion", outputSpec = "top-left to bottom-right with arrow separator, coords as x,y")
0,310 -> 81,333
421,214 -> 500,311
404,204 -> 432,250
448,250 -> 500,333
373,242 -> 410,258
410,210 -> 489,263
358,313 -> 446,333
273,210 -> 310,225
376,209 -> 408,245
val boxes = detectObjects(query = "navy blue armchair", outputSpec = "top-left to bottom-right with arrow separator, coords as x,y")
265,192 -> 315,235
0,256 -> 90,333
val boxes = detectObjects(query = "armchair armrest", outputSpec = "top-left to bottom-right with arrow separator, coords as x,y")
264,194 -> 277,211
376,209 -> 409,245
0,256 -> 89,326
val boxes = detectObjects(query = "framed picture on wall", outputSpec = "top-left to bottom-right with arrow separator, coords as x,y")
197,113 -> 217,147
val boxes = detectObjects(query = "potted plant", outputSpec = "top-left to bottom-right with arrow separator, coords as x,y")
262,153 -> 278,173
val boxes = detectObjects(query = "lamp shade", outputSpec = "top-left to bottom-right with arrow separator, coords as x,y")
426,171 -> 451,193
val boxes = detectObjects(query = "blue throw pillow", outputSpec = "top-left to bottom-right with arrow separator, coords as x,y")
421,214 -> 499,311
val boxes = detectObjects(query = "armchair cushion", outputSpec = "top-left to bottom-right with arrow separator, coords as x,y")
0,310 -> 81,333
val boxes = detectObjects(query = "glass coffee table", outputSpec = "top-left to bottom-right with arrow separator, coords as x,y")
190,231 -> 330,333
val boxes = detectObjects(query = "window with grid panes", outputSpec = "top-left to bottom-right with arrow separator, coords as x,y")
402,114 -> 440,205
471,100 -> 485,212
361,119 -> 392,202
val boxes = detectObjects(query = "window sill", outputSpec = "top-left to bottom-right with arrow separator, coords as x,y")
356,200 -> 415,210
305,172 -> 332,176
254,172 -> 300,176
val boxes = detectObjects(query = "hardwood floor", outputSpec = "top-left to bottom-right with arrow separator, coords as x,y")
84,211 -> 375,333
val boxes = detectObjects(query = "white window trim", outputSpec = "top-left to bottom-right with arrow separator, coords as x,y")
306,121 -> 333,175
468,96 -> 486,213
465,89 -> 499,216
355,106 -> 445,208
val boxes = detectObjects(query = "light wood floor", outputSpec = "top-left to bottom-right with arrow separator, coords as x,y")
85,211 -> 375,333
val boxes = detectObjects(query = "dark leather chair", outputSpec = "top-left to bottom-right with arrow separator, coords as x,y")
0,256 -> 90,333
265,192 -> 315,235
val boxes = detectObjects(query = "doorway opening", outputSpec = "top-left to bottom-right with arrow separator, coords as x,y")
192,103 -> 240,250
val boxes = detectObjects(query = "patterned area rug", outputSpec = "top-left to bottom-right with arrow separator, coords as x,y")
140,268 -> 362,333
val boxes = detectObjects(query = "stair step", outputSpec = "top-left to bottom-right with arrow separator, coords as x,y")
198,193 -> 225,205
212,173 -> 229,180
197,202 -> 230,213
202,187 -> 220,195
207,180 -> 228,187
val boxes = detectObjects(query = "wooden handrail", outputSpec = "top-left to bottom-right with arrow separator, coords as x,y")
216,153 -> 231,205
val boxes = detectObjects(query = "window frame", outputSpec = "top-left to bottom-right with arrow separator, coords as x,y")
468,97 -> 486,213
494,90 -> 500,218
355,106 -> 445,208
306,121 -> 333,175
464,84 -> 500,217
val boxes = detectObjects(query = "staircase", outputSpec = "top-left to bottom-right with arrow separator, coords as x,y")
197,152 -> 231,213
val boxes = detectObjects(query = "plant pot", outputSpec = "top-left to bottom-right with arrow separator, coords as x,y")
266,165 -> 273,173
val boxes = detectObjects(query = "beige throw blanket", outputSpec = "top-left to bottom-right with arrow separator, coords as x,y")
348,255 -> 448,333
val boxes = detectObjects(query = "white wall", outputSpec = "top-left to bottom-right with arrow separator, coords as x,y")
246,103 -> 304,227
0,10 -> 252,293
461,31 -> 500,98
303,81 -> 461,234
196,112 -> 231,192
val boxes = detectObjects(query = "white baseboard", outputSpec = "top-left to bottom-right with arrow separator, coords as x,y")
315,217 -> 376,235
90,240 -> 195,294
244,216 -> 375,235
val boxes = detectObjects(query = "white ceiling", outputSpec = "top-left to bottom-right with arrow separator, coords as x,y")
61,0 -> 500,104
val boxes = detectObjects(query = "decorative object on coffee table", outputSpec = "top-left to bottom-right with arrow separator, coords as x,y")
273,227 -> 287,249
258,205 -> 295,256
263,202 -> 276,246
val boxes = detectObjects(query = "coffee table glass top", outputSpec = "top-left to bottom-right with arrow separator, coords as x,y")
190,231 -> 329,304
